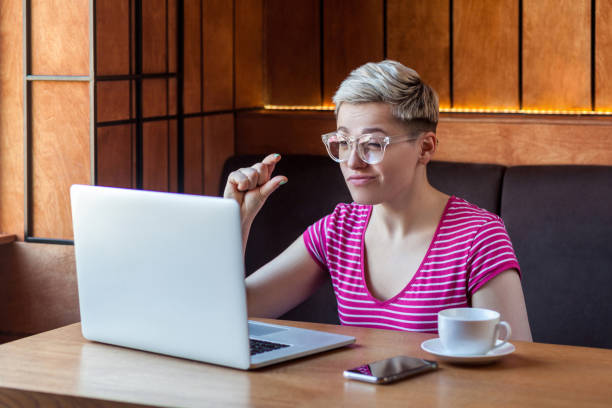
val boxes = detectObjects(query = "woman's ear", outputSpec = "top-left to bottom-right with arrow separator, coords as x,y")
418,132 -> 438,164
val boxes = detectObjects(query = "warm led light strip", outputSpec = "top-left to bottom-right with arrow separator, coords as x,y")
264,104 -> 612,115
264,104 -> 336,111
442,107 -> 612,115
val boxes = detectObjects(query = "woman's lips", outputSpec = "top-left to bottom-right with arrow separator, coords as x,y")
347,175 -> 376,186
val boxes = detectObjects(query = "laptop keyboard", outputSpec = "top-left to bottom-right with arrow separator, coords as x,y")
249,339 -> 290,356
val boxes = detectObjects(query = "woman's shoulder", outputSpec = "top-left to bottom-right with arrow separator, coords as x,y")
322,203 -> 371,231
446,196 -> 502,225
330,202 -> 372,219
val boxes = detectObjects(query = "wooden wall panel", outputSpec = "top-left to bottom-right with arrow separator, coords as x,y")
523,0 -> 591,110
169,78 -> 178,115
31,82 -> 91,239
436,116 -> 612,165
96,81 -> 131,122
235,111 -> 332,155
235,0 -> 264,108
0,242 -> 79,339
265,0 -> 320,105
30,0 -> 89,75
143,121 -> 169,191
168,0 -> 177,73
97,125 -> 133,188
323,0 -> 383,105
453,0 -> 519,109
184,117 -> 204,194
235,111 -> 612,166
387,0 -> 451,108
596,0 -> 612,110
203,114 -> 234,196
142,79 -> 168,118
0,0 -> 24,239
96,0 -> 130,75
142,0 -> 167,73
169,120 -> 179,192
183,0 -> 202,113
203,0 -> 234,111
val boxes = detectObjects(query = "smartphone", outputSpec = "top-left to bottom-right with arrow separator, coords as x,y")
343,356 -> 438,384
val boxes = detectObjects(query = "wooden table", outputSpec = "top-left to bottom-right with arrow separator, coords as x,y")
0,320 -> 611,407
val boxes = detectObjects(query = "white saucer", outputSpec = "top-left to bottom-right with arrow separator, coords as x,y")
421,338 -> 515,365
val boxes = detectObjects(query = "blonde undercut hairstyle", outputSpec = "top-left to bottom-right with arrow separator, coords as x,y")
333,60 -> 439,133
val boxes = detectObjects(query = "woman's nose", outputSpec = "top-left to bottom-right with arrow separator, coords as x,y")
346,144 -> 367,169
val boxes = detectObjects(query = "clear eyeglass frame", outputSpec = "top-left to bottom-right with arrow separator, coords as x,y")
321,131 -> 418,165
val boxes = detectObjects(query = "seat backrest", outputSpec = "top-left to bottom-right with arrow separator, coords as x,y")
501,165 -> 612,348
427,161 -> 506,214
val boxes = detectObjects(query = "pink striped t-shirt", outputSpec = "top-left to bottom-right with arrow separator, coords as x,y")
303,196 -> 520,333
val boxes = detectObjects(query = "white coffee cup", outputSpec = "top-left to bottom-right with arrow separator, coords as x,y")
438,308 -> 511,355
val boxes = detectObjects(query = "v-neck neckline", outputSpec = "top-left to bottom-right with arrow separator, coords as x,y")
359,196 -> 454,305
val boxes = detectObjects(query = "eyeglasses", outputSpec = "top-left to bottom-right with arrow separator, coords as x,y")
321,132 -> 418,165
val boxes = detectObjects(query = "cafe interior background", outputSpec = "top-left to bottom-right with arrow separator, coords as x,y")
1,0 -> 611,344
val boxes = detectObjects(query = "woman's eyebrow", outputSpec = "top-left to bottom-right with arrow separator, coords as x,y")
336,126 -> 386,134
360,127 -> 386,134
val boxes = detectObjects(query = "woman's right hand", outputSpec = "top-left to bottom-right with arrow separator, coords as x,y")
223,153 -> 287,241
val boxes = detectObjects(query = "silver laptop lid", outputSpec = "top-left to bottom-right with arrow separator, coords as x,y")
71,185 -> 252,369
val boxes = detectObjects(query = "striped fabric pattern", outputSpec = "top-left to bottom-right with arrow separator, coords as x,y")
303,196 -> 520,333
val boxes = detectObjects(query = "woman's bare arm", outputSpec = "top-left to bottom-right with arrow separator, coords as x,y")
245,236 -> 326,318
471,269 -> 533,342
222,153 -> 326,317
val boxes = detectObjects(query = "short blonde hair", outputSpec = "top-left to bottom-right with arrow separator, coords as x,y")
333,60 -> 439,132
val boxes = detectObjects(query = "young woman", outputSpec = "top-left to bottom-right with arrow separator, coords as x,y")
224,60 -> 532,341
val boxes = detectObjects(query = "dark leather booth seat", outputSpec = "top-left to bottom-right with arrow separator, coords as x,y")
501,166 -> 612,349
221,155 -> 612,349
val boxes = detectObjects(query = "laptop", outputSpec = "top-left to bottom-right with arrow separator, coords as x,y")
70,184 -> 355,370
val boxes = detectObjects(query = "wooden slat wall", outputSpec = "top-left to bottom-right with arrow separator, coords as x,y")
203,114 -> 235,196
6,0 -> 612,242
30,0 -> 89,76
96,0 -> 130,75
94,0 -> 237,200
97,125 -> 134,189
265,0 -> 320,105
435,116 -> 612,165
0,0 -> 24,240
169,119 -> 179,192
182,0 -> 236,196
140,1 -> 173,193
142,0 -> 167,74
96,0 -> 178,195
31,81 -> 91,239
235,111 -> 331,155
322,0 -> 383,105
453,0 -> 519,109
97,81 -> 131,122
142,121 -> 169,191
142,79 -> 168,118
203,0 -> 233,111
183,117 -> 204,195
235,111 -> 612,166
183,0 -> 203,114
387,0 -> 451,108
235,0 -> 264,108
522,0 -> 591,110
95,0 -> 134,194
596,0 -> 612,110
